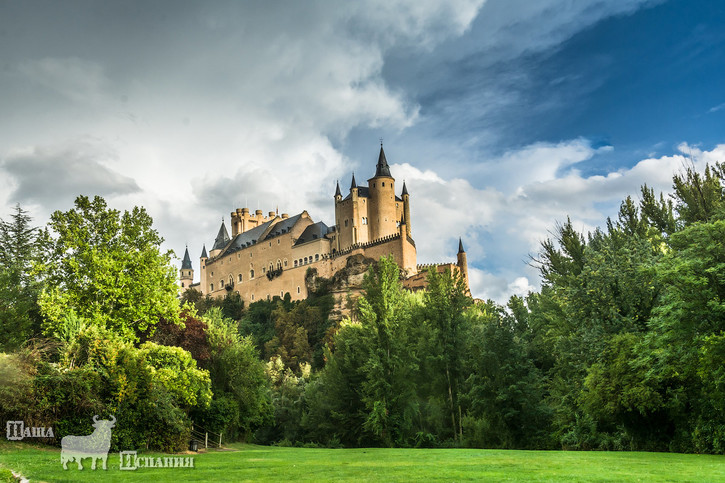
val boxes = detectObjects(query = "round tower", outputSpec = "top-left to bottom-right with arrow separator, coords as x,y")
402,181 -> 411,238
457,238 -> 470,293
367,144 -> 397,241
180,246 -> 194,290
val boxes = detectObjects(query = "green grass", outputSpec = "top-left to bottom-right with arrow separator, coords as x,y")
1,440 -> 724,482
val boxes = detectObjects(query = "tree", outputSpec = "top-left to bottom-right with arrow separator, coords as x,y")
39,195 -> 179,342
422,267 -> 472,443
0,204 -> 45,350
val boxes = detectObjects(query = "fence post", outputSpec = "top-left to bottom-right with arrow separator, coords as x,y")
205,432 -> 208,449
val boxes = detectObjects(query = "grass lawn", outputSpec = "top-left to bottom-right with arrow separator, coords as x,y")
1,440 -> 724,482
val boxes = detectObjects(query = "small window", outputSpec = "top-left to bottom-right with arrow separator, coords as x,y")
297,286 -> 301,294
210,283 -> 214,291
278,239 -> 280,244
250,253 -> 253,257
315,254 -> 319,261
344,219 -> 348,227
294,260 -> 298,267
181,282 -> 185,288
238,274 -> 243,282
250,270 -> 255,279
382,182 -> 385,187
211,271 -> 214,276
269,242 -> 272,247
251,294 -> 254,301
284,259 -> 288,267
304,257 -> 308,264
220,279 -> 224,288
280,291 -> 284,297
262,267 -> 266,274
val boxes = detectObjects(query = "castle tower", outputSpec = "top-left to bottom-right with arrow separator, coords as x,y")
457,238 -> 470,292
209,220 -> 230,258
199,244 -> 208,293
401,181 -> 411,238
180,246 -> 193,290
367,144 -> 397,241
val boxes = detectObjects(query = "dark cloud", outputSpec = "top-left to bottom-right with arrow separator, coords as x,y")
1,140 -> 139,205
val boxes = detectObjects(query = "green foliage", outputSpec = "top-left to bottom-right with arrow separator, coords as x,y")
0,205 -> 45,351
198,308 -> 272,441
40,195 -> 179,342
461,301 -> 552,449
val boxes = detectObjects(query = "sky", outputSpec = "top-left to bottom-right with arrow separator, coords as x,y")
1,0 -> 724,302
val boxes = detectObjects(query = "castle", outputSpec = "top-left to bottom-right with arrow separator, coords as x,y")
180,145 -> 469,303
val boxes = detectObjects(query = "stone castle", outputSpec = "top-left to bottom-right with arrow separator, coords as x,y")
179,145 -> 469,303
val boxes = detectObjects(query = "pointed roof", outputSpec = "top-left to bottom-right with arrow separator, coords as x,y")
335,180 -> 341,197
375,145 -> 392,177
402,180 -> 408,196
212,220 -> 230,251
350,172 -> 357,189
458,237 -> 465,254
200,244 -> 208,259
181,246 -> 192,269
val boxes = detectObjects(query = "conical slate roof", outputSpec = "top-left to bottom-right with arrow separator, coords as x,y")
402,180 -> 408,196
212,221 -> 230,251
181,246 -> 192,269
350,173 -> 357,189
335,180 -> 341,197
200,244 -> 208,258
375,145 -> 392,177
458,237 -> 465,254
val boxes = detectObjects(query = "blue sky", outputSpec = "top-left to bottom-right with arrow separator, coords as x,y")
1,0 -> 724,300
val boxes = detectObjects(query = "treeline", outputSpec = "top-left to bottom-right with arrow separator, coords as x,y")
1,162 -> 725,453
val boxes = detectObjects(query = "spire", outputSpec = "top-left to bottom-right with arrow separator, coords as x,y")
458,237 -> 465,254
402,180 -> 408,196
200,244 -> 208,259
212,220 -> 230,251
335,180 -> 341,197
181,246 -> 192,269
350,172 -> 357,189
375,144 -> 392,177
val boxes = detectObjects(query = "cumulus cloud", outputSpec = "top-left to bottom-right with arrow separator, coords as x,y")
0,139 -> 139,207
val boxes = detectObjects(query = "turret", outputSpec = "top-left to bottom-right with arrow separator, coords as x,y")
401,181 -> 411,238
199,244 -> 208,295
209,220 -> 230,258
334,180 -> 342,202
457,237 -> 470,292
180,246 -> 193,290
367,144 -> 396,241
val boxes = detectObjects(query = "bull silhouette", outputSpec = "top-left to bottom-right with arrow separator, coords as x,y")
60,415 -> 116,470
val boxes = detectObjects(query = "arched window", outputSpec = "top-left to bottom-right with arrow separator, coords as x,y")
315,254 -> 319,261
250,269 -> 255,279
277,259 -> 281,270
304,257 -> 308,264
210,283 -> 214,291
220,279 -> 224,288
284,259 -> 288,267
294,260 -> 298,267
228,275 -> 233,286
238,274 -> 243,282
